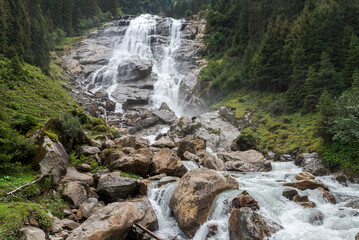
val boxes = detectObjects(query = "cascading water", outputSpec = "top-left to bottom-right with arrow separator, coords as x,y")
86,14 -> 185,116
148,162 -> 359,240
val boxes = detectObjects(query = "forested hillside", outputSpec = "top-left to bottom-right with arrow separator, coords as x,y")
170,0 -> 359,171
0,0 -> 174,72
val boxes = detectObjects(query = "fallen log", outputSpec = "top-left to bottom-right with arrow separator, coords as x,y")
6,172 -> 51,196
134,223 -> 164,240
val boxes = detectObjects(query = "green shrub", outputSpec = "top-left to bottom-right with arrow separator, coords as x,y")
60,112 -> 82,139
323,141 -> 359,171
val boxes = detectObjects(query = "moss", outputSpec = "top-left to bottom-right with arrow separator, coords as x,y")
220,89 -> 323,154
208,128 -> 221,134
116,170 -> 140,179
43,130 -> 58,142
0,202 -> 51,240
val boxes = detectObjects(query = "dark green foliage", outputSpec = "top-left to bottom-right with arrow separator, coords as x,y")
60,112 -> 82,140
0,120 -> 37,173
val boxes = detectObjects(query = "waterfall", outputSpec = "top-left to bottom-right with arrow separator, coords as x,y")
85,14 -> 185,116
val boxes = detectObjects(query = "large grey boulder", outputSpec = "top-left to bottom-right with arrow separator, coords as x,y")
62,181 -> 88,208
62,167 -> 94,186
229,207 -> 282,240
30,130 -> 68,182
295,153 -> 330,176
153,102 -> 178,124
218,150 -> 272,172
114,135 -> 150,149
20,226 -> 46,240
75,146 -> 100,156
67,197 -> 157,240
169,168 -> 239,237
117,56 -> 153,82
97,172 -> 138,203
109,148 -> 153,176
150,148 -> 187,177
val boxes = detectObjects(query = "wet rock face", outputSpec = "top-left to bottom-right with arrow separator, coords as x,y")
170,111 -> 241,152
150,148 -> 187,177
117,56 -> 153,82
283,179 -> 328,191
229,207 -> 282,240
169,168 -> 239,238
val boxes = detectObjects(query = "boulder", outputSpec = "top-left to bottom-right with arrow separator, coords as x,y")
356,232 -> 359,240
109,149 -> 152,176
192,139 -> 206,150
20,226 -> 46,240
114,135 -> 150,149
334,174 -> 348,187
183,151 -> 200,162
76,163 -> 92,172
117,57 -> 153,82
63,167 -> 94,186
62,219 -> 79,230
157,176 -> 180,187
295,153 -> 329,176
231,193 -> 260,211
30,130 -> 68,182
177,138 -> 197,156
152,138 -> 175,148
295,172 -> 315,180
293,195 -> 316,208
97,172 -> 138,203
219,106 -> 239,128
282,188 -> 298,201
150,148 -> 187,177
62,182 -> 88,208
218,150 -> 272,172
229,207 -> 282,240
50,216 -> 64,233
283,179 -> 328,191
78,198 -> 99,219
152,102 -> 178,124
200,152 -> 225,171
67,197 -> 156,240
169,168 -> 239,237
318,187 -> 336,204
76,146 -> 100,156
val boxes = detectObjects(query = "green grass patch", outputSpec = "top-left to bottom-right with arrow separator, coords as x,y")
218,89 -> 323,153
0,202 -> 51,240
117,170 -> 140,179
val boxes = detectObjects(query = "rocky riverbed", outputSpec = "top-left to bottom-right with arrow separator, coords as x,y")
20,14 -> 359,240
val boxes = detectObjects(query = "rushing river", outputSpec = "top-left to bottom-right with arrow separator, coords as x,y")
149,162 -> 359,240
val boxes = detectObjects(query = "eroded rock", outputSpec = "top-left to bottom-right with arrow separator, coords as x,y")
150,148 -> 187,177
169,168 -> 239,237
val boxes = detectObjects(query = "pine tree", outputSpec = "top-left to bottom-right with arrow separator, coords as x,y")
302,66 -> 319,112
317,89 -> 335,141
0,0 -> 10,53
342,34 -> 359,88
62,0 -> 74,35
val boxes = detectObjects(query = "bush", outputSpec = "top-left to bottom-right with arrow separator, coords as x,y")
11,113 -> 38,135
60,112 -> 82,139
323,141 -> 359,171
185,9 -> 193,18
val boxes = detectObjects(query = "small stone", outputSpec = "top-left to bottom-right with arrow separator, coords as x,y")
295,172 -> 315,180
76,163 -> 92,172
62,219 -> 80,230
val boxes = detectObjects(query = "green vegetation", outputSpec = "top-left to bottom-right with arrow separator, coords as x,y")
0,202 -> 52,240
117,170 -> 140,179
219,90 -> 323,154
169,0 -> 359,172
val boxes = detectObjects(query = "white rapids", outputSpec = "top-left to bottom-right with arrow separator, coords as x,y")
87,14 -> 185,116
148,162 -> 359,240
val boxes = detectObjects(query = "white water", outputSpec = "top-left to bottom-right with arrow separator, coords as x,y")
148,162 -> 359,240
87,14 -> 185,116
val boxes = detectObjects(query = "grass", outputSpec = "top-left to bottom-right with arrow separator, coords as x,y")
0,57 -> 77,123
0,202 -> 51,240
215,89 -> 323,154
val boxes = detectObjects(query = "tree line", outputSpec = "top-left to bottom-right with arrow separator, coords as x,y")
0,0 -> 174,72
